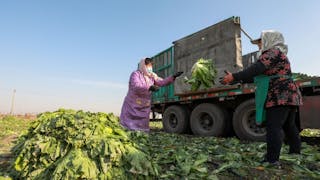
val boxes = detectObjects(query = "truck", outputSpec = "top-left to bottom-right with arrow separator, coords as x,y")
150,16 -> 320,141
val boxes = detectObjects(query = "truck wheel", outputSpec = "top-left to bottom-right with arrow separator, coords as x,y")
233,99 -> 266,141
190,103 -> 226,136
162,105 -> 190,134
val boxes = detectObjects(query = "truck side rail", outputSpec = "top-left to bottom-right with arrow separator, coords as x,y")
295,77 -> 320,89
175,83 -> 255,101
174,77 -> 320,102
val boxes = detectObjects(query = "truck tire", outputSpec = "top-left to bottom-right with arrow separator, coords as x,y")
162,105 -> 190,134
233,99 -> 266,141
190,103 -> 226,136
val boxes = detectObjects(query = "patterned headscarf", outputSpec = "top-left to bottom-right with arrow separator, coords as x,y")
260,30 -> 288,55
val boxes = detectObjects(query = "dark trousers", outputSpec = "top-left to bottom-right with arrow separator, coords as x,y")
265,105 -> 301,162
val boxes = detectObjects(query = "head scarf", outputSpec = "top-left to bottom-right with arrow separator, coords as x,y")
138,58 -> 158,79
260,30 -> 288,55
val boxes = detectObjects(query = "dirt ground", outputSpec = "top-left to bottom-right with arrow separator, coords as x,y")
0,135 -> 17,178
0,116 -> 34,177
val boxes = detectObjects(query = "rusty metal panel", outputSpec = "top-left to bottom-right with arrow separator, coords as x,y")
173,16 -> 243,94
175,84 -> 240,97
299,96 -> 320,129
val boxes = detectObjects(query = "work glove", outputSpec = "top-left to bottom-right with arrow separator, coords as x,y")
173,71 -> 183,78
149,85 -> 159,92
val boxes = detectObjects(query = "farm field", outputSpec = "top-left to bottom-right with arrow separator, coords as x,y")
0,112 -> 319,179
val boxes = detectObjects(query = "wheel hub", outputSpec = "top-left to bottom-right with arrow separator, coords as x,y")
200,114 -> 213,130
243,109 -> 266,136
169,114 -> 178,128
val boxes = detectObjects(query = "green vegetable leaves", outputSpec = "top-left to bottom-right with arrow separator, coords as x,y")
11,109 -> 157,180
8,110 -> 320,179
185,58 -> 218,91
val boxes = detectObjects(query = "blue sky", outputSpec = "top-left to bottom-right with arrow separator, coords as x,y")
1,0 -> 320,114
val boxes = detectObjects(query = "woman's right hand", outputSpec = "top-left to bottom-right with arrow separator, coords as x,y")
173,71 -> 183,78
149,85 -> 159,92
220,71 -> 234,85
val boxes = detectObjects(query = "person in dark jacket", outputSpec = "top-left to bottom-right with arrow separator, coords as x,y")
221,30 -> 303,165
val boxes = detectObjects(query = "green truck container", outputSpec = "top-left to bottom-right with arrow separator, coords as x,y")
151,16 -> 320,141
151,47 -> 178,103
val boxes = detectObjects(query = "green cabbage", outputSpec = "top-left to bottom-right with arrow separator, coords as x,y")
184,58 -> 217,91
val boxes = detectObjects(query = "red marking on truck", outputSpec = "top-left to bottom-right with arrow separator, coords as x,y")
208,93 -> 217,97
185,97 -> 191,101
296,82 -> 301,86
192,95 -> 200,99
243,88 -> 254,94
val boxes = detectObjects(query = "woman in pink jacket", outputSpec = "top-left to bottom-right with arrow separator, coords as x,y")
120,58 -> 182,132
